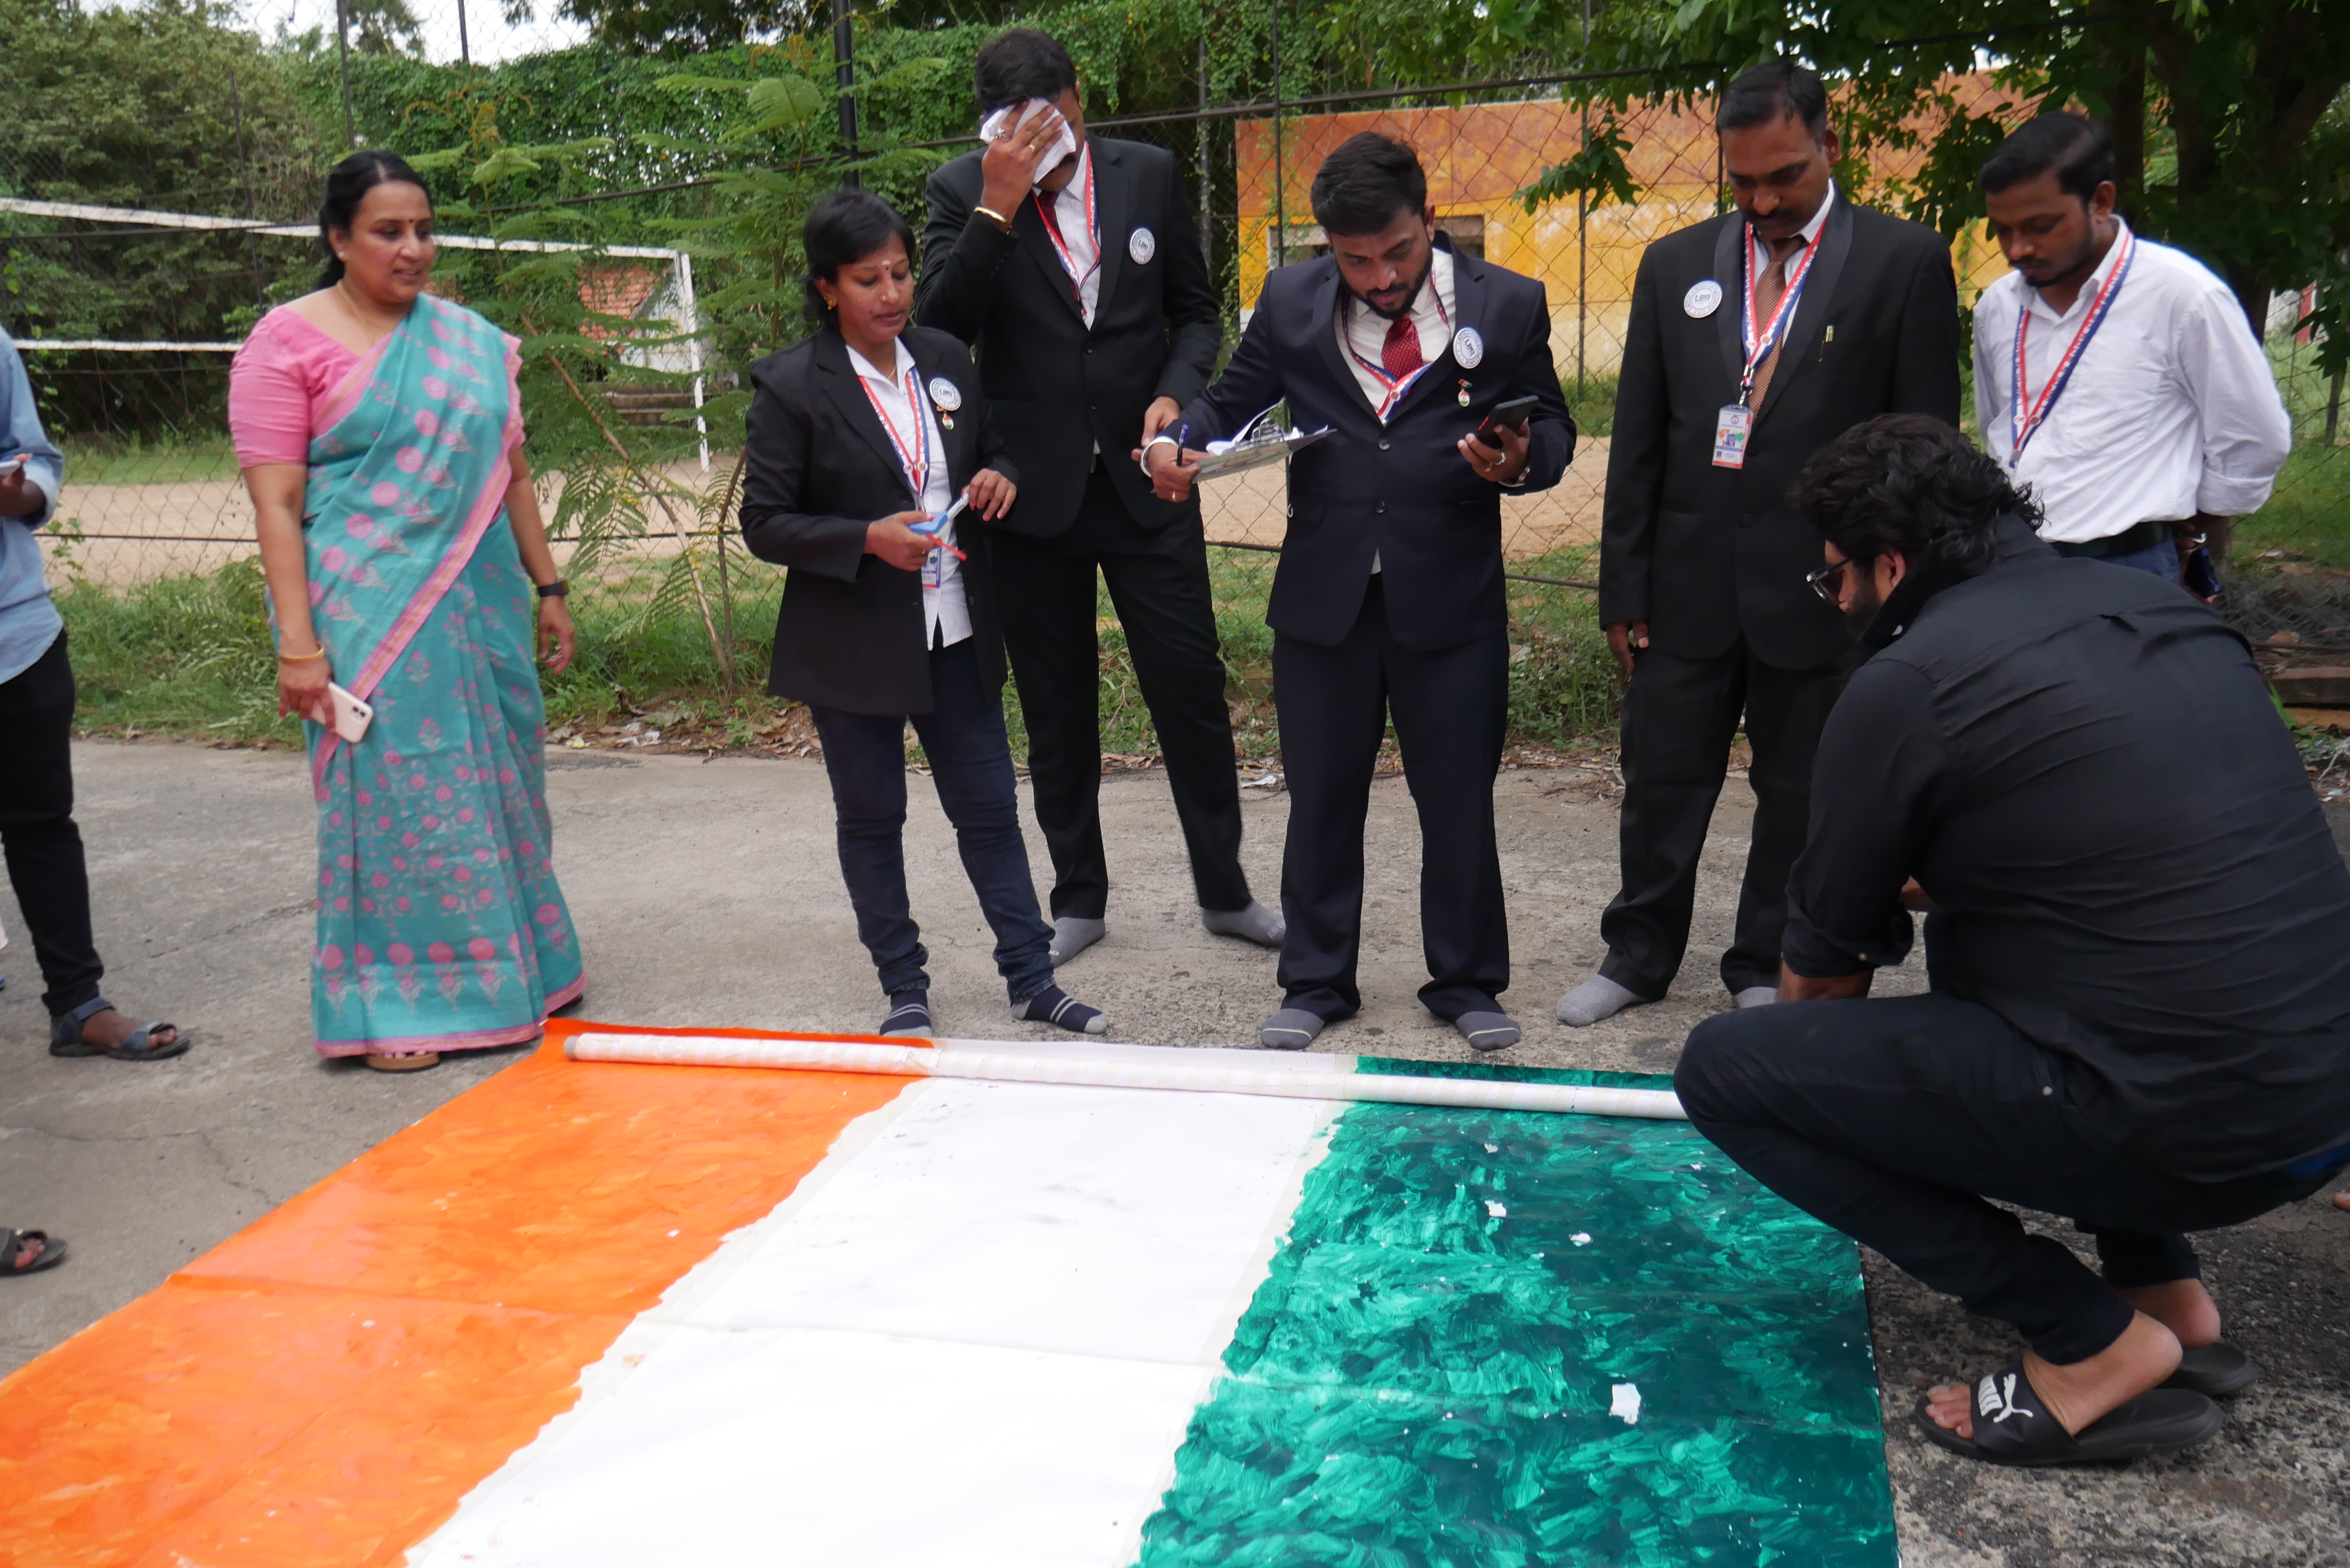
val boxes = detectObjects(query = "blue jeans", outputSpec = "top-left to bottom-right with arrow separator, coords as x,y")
2096,536 -> 2183,584
808,639 -> 1055,1005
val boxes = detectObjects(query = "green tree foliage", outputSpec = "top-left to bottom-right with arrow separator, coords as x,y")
0,0 -> 324,342
1318,0 -> 2349,361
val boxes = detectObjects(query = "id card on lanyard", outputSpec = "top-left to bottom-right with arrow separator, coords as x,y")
2008,228 -> 2135,468
1713,228 -> 1818,469
856,364 -> 949,584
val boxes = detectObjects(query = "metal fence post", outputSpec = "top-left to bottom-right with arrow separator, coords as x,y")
834,1 -> 860,189
1198,35 -> 1212,273
1271,0 -> 1284,267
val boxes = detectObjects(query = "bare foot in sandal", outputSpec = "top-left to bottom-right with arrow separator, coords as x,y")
50,1000 -> 185,1062
364,1052 -> 442,1072
1924,1311 -> 2183,1441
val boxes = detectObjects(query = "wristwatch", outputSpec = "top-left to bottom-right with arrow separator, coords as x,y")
536,579 -> 570,599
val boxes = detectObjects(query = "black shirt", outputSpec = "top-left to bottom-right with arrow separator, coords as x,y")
1786,515 -> 2350,1181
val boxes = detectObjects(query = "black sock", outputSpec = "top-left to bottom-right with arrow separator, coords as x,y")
1013,985 -> 1106,1035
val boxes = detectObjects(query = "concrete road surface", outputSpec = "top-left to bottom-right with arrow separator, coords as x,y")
4,741 -> 2346,1565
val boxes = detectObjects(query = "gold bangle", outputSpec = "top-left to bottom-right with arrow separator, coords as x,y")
278,643 -> 328,663
973,204 -> 1013,231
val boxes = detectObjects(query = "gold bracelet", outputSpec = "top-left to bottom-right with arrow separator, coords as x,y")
973,205 -> 1013,231
278,643 -> 328,663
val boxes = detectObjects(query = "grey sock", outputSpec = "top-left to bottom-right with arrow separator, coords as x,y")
1202,900 -> 1286,948
1048,916 -> 1106,967
1556,974 -> 1644,1028
1455,1011 -> 1522,1052
1258,1008 -> 1324,1050
1734,985 -> 1779,1010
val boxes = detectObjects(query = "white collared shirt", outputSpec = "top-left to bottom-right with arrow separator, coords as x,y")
1336,244 -> 1456,421
847,339 -> 970,649
1972,219 -> 2292,543
1045,146 -> 1102,328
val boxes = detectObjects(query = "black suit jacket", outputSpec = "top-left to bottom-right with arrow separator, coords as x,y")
1599,198 -> 1961,669
1172,239 -> 1576,652
739,325 -> 1015,715
916,135 -> 1221,537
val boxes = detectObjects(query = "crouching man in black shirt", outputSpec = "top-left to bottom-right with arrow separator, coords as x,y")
1675,415 -> 2350,1468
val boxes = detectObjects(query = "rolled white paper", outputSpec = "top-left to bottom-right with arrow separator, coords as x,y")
564,1033 -> 1689,1121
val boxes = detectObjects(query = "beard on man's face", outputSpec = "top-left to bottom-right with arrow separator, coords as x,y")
1840,571 -> 1884,633
1360,250 -> 1433,320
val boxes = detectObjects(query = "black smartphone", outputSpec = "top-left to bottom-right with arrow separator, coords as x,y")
1471,394 -> 1540,445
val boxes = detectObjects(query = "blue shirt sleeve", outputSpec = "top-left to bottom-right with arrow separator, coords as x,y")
1,331 -> 65,527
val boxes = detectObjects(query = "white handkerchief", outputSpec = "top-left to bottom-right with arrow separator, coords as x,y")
978,98 -> 1079,187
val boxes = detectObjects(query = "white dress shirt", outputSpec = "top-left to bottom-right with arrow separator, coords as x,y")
1972,220 -> 2292,543
1043,146 -> 1102,328
1336,243 -> 1455,420
847,339 -> 970,648
1339,246 -> 1456,575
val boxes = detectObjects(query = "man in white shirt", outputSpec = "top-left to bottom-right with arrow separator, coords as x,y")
1975,113 -> 2292,589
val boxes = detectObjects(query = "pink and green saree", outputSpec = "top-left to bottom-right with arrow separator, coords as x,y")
300,294 -> 583,1057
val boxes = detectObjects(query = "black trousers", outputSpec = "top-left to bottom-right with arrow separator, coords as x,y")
988,464 -> 1250,921
807,640 -> 1055,1006
1272,576 -> 1509,1021
1601,641 -> 1839,998
1676,993 -> 2339,1365
0,630 -> 103,1017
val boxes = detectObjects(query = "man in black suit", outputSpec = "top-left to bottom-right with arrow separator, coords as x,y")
1557,59 -> 1961,1029
918,28 -> 1281,967
1147,133 -> 1575,1051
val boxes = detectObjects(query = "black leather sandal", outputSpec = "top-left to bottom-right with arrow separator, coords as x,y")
2,1228 -> 68,1277
1916,1362 -> 2224,1466
49,997 -> 187,1061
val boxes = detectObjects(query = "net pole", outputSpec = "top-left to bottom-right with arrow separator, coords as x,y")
676,250 -> 710,472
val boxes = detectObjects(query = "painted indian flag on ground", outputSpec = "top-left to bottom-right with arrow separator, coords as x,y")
3,1020 -> 1896,1567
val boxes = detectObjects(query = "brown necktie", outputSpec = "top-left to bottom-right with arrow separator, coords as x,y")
1747,239 -> 1805,408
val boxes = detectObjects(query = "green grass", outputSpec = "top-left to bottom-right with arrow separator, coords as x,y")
55,433 -> 244,487
55,546 -> 1623,760
2235,443 -> 2350,570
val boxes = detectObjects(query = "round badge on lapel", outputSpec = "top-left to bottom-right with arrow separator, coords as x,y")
1451,326 -> 1485,368
1128,227 -> 1156,265
927,377 -> 962,411
1683,280 -> 1724,318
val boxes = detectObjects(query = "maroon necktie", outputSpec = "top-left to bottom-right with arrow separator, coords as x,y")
1382,315 -> 1422,381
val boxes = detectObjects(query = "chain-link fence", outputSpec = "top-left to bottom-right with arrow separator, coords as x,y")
5,1 -> 2344,755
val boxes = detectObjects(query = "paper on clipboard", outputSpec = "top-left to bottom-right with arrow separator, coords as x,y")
1189,420 -> 1334,481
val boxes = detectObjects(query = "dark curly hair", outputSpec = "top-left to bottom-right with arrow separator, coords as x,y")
1790,414 -> 2039,578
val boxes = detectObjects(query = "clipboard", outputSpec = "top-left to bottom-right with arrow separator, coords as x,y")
1188,417 -> 1335,482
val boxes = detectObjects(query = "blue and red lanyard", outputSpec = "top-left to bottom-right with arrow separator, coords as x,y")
1738,226 -> 1820,405
1034,156 -> 1100,310
1342,287 -> 1454,421
857,363 -> 934,504
2009,227 -> 2136,465
857,363 -> 965,568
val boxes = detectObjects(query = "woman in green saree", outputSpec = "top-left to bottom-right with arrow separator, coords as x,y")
230,151 -> 585,1071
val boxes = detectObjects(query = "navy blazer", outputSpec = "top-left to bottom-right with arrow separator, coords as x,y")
918,136 -> 1222,539
739,325 -> 1015,715
1598,200 -> 1961,669
1172,238 -> 1575,651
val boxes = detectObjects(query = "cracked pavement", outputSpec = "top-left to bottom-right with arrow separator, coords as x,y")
3,739 -> 2346,1564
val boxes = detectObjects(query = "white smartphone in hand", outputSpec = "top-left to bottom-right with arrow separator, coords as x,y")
327,681 -> 374,744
